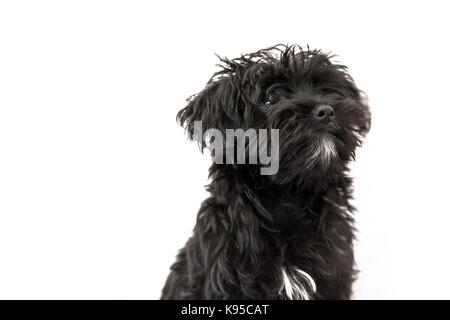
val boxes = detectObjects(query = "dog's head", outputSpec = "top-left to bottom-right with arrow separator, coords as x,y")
178,45 -> 370,188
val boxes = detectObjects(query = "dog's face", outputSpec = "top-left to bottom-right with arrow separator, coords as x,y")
178,45 -> 370,187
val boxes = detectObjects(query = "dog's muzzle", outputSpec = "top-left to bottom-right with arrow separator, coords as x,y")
312,104 -> 335,123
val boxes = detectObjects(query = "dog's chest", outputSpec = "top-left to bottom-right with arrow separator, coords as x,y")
266,201 -> 354,299
277,265 -> 317,300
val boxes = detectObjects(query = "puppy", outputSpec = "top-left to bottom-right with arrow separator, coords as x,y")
161,45 -> 370,300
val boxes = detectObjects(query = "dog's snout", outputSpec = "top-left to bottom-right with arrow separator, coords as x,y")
313,104 -> 335,121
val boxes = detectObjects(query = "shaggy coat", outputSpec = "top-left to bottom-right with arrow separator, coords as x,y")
161,45 -> 370,300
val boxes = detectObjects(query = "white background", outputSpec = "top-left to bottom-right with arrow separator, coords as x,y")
1,1 -> 449,299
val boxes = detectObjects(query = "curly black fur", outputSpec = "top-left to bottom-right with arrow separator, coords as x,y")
161,44 -> 370,300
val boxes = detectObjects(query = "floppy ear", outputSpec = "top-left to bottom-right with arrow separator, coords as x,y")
176,76 -> 244,146
331,64 -> 371,138
356,93 -> 371,137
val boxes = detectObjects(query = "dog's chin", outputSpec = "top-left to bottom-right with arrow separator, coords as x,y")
304,134 -> 338,170
268,133 -> 344,190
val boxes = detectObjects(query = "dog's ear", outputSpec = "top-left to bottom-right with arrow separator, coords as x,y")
330,63 -> 371,138
356,94 -> 371,137
340,71 -> 371,138
177,74 -> 247,149
339,75 -> 371,138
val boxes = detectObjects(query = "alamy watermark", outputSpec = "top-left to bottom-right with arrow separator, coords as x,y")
193,121 -> 279,175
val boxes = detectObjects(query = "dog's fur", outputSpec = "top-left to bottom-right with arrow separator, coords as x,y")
161,45 -> 370,300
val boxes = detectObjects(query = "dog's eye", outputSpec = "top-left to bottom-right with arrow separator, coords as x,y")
265,93 -> 279,106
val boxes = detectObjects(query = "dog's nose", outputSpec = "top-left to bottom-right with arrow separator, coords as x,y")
313,104 -> 335,120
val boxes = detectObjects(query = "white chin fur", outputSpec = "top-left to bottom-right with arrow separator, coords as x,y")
306,135 -> 337,169
279,267 -> 317,300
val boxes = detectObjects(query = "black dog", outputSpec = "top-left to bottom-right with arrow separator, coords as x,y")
162,45 -> 370,300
